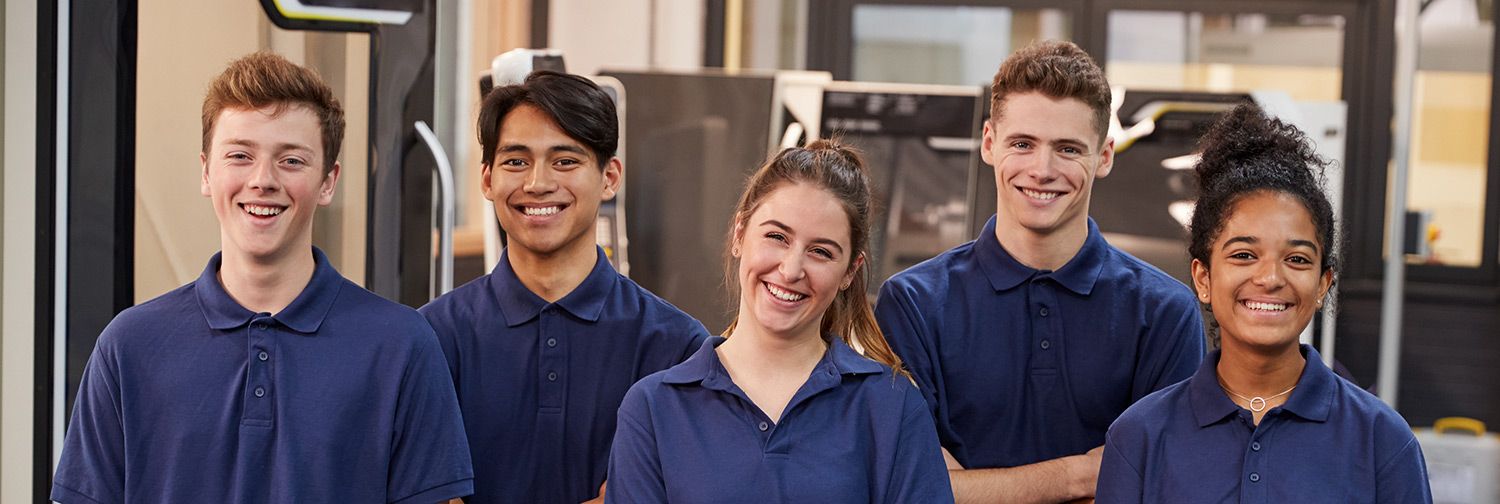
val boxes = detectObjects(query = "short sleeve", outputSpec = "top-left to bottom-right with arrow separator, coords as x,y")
385,325 -> 475,503
884,383 -> 956,503
51,336 -> 126,504
1375,436 -> 1433,504
874,281 -> 952,450
1095,428 -> 1145,504
604,383 -> 668,503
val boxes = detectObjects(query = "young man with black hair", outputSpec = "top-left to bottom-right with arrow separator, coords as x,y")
876,41 -> 1205,503
420,70 -> 710,504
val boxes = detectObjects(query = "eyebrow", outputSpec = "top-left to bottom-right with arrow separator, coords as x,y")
760,219 -> 846,254
221,138 -> 314,154
497,143 -> 590,157
1005,133 -> 1091,152
1222,235 -> 1321,253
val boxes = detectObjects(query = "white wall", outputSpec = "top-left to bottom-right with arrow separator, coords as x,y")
2,0 -> 36,500
548,0 -> 702,74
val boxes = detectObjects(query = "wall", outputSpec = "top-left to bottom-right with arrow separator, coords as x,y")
1,0 -> 35,500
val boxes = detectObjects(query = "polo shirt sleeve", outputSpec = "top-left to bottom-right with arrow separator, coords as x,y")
1375,434 -> 1433,503
385,326 -> 475,504
605,382 -> 667,503
51,334 -> 126,504
885,383 -> 956,503
1132,294 -> 1205,400
874,281 -> 953,448
1095,427 -> 1145,504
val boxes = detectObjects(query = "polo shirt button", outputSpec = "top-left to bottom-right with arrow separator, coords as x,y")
1039,307 -> 1049,317
546,338 -> 557,348
1252,441 -> 1261,451
258,351 -> 269,361
1040,339 -> 1051,350
253,323 -> 267,330
547,371 -> 558,382
254,387 -> 265,398
758,421 -> 769,432
1249,472 -> 1260,483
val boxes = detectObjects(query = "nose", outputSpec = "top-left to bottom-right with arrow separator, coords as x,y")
778,249 -> 806,283
1023,152 -> 1060,184
1251,259 -> 1286,290
524,164 -> 558,194
248,158 -> 280,192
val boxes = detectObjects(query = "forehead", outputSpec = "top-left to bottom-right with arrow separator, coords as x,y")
211,105 -> 322,152
993,92 -> 1098,141
748,183 -> 853,245
1218,191 -> 1320,245
497,104 -> 592,153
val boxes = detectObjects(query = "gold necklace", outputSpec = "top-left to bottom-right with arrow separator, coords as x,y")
1218,378 -> 1296,412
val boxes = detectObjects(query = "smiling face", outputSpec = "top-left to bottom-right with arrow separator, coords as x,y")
483,104 -> 622,260
732,182 -> 860,341
1192,191 -> 1333,352
982,92 -> 1113,242
201,105 -> 339,263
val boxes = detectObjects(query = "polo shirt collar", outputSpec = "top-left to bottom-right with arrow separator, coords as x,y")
488,246 -> 616,327
974,215 -> 1107,295
662,335 -> 886,388
1189,344 -> 1336,427
195,247 -> 343,333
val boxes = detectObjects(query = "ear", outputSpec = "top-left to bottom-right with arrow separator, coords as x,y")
979,120 -> 996,167
600,157 -> 624,201
317,161 -> 341,206
480,163 -> 496,200
730,221 -> 745,257
1190,258 -> 1212,304
1317,268 -> 1334,304
200,152 -> 212,197
842,253 -> 865,290
1094,135 -> 1116,179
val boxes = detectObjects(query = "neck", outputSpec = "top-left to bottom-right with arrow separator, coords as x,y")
1216,338 -> 1306,398
218,245 -> 316,315
719,317 -> 828,377
993,216 -> 1089,271
508,242 -> 598,303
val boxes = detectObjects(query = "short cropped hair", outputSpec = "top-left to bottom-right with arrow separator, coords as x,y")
201,52 -> 345,175
477,71 -> 618,169
989,40 -> 1112,143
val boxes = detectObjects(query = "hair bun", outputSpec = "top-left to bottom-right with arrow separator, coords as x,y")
802,138 -> 867,174
1195,103 -> 1325,191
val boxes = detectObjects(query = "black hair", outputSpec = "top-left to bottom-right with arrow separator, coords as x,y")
476,70 -> 618,169
1190,103 -> 1339,277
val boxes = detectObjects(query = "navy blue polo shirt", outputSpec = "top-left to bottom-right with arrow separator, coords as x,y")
875,216 -> 1204,469
1097,345 -> 1432,503
51,248 -> 474,504
605,336 -> 955,503
420,247 -> 710,504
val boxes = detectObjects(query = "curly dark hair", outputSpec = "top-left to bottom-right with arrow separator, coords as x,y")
1190,103 -> 1339,278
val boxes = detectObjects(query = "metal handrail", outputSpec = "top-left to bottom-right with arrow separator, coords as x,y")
414,121 -> 455,297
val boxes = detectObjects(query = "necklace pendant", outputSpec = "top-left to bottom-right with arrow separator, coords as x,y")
1249,397 -> 1267,412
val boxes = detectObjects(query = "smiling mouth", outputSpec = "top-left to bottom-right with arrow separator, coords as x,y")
1020,188 -> 1062,201
241,203 -> 285,217
518,204 -> 565,216
765,282 -> 807,302
1242,301 -> 1290,312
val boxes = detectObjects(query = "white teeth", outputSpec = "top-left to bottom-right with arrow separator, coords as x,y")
243,204 -> 283,216
765,283 -> 806,302
1022,188 -> 1061,201
1244,301 -> 1288,312
523,206 -> 561,216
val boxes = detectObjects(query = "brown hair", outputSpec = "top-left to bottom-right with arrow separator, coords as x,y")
989,40 -> 1111,143
722,140 -> 909,379
201,52 -> 345,174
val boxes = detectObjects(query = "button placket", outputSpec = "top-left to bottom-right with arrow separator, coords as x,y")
537,308 -> 565,410
243,316 -> 275,425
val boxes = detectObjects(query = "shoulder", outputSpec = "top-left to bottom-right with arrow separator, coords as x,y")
418,273 -> 493,330
1335,378 -> 1421,452
619,368 -> 674,417
614,275 -> 711,334
1110,378 -> 1192,439
1098,242 -> 1199,316
881,240 -> 980,302
332,280 -> 439,344
97,283 -> 199,348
